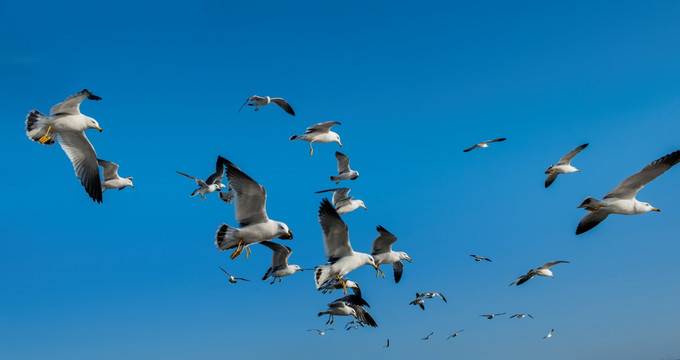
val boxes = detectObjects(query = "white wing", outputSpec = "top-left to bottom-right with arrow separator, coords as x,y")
305,121 -> 341,134
97,159 -> 120,181
335,151 -> 351,173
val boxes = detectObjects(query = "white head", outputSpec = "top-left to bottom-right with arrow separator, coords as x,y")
87,117 -> 102,132
292,265 -> 303,272
638,202 -> 661,213
356,200 -> 367,210
399,252 -> 412,263
364,254 -> 378,270
331,132 -> 342,147
125,177 -> 134,188
276,222 -> 294,240
350,307 -> 358,319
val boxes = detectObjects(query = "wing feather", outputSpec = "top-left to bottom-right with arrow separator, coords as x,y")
58,131 -> 102,203
605,150 -> 680,199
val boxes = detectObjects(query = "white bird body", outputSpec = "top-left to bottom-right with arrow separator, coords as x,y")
315,188 -> 366,215
217,220 -> 291,250
371,226 -> 411,282
330,152 -> 359,184
239,95 -> 295,115
545,144 -> 588,188
547,164 -> 579,175
98,159 -> 133,191
290,121 -> 342,156
260,241 -> 303,284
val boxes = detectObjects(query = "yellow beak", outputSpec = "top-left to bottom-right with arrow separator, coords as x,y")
652,207 -> 661,212
96,126 -> 103,132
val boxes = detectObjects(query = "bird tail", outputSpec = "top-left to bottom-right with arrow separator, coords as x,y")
314,265 -> 333,289
215,224 -> 239,250
262,267 -> 272,281
330,176 -> 339,182
578,197 -> 603,210
317,311 -> 327,317
26,110 -> 56,145
289,135 -> 299,141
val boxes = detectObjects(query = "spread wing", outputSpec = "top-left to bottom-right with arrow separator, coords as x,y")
270,97 -> 295,116
351,305 -> 377,327
481,138 -> 507,144
206,155 -> 227,185
58,131 -> 102,203
225,160 -> 269,226
335,151 -> 351,173
97,159 -> 120,181
50,89 -> 101,116
306,121 -> 341,134
605,150 -> 680,199
575,209 -> 610,235
318,198 -> 353,261
316,188 -> 352,206
371,225 -> 398,255
462,144 -> 479,152
539,260 -> 570,270
260,240 -> 292,268
176,171 -> 207,187
238,95 -> 260,112
393,261 -> 404,283
557,143 -> 588,165
545,173 -> 558,188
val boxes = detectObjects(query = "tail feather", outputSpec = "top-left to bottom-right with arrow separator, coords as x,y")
215,224 -> 239,250
26,110 -> 56,145
578,197 -> 603,209
314,265 -> 333,289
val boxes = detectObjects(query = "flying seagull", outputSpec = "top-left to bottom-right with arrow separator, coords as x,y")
218,186 -> 235,204
218,266 -> 249,284
315,188 -> 366,215
545,143 -> 588,188
447,330 -> 464,340
290,121 -> 342,156
318,294 -> 377,327
314,199 -> 379,294
307,328 -> 333,336
239,95 -> 295,116
25,89 -> 104,202
319,277 -> 362,297
176,155 -> 228,201
463,138 -> 506,152
383,339 -> 390,348
371,225 -> 412,282
421,332 -> 434,340
510,313 -> 534,319
215,159 -> 293,260
544,329 -> 554,339
345,320 -> 365,329
409,292 -> 447,310
98,159 -> 134,192
330,151 -> 359,184
509,261 -> 570,286
480,313 -> 506,319
576,150 -> 680,234
470,254 -> 491,262
259,241 -> 305,284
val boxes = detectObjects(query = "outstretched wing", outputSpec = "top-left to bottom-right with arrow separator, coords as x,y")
605,150 -> 680,199
270,97 -> 295,116
335,151 -> 351,173
206,155 -> 227,185
318,199 -> 353,261
557,143 -> 588,165
50,89 -> 101,116
176,171 -> 208,187
97,159 -> 120,181
539,260 -> 570,270
576,209 -> 610,235
58,131 -> 102,203
545,173 -> 558,188
393,261 -> 404,283
463,144 -> 478,152
481,138 -> 507,144
260,240 -> 292,268
306,121 -> 341,134
225,160 -> 269,226
371,225 -> 398,255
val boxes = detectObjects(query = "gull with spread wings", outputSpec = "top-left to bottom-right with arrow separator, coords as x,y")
315,188 -> 366,215
544,143 -> 588,188
463,138 -> 506,152
239,95 -> 295,116
98,159 -> 134,192
330,151 -> 359,184
509,261 -> 569,286
259,240 -> 306,284
290,121 -> 342,156
371,225 -> 411,282
176,155 -> 228,201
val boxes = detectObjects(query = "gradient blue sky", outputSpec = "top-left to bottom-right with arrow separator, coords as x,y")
2,1 -> 680,359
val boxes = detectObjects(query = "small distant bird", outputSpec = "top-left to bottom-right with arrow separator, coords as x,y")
26,89 -> 104,202
330,151 -> 359,184
543,329 -> 554,339
371,225 -> 412,282
290,121 -> 342,156
576,150 -> 680,235
346,325 -> 360,331
383,339 -> 390,348
510,313 -> 534,319
480,313 -> 505,319
409,292 -> 447,310
259,241 -> 305,284
176,155 -> 228,200
307,328 -> 333,336
315,188 -> 366,215
320,277 -> 362,297
544,143 -> 588,188
239,95 -> 295,116
218,186 -> 235,204
421,332 -> 434,340
218,266 -> 249,284
98,159 -> 134,192
470,254 -> 491,262
463,138 -> 506,152
509,261 -> 570,286
447,330 -> 464,340
318,294 -> 377,327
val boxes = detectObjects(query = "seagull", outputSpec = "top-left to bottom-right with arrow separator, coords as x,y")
576,150 -> 680,234
545,143 -> 588,188
544,329 -> 554,339
463,138 -> 506,152
447,330 -> 464,340
345,320 -> 365,329
480,313 -> 505,319
97,159 -> 134,192
371,225 -> 412,282
238,95 -> 295,116
509,261 -> 570,286
259,240 -> 305,284
383,339 -> 390,348
346,326 -> 360,331
176,155 -> 228,201
25,89 -> 104,202
315,188 -> 366,215
218,186 -> 235,204
314,199 -> 379,294
320,277 -> 362,297
215,159 -> 293,260
470,254 -> 492,262
218,266 -> 249,284
409,292 -> 447,310
307,328 -> 333,336
290,121 -> 342,156
330,151 -> 359,184
510,313 -> 534,319
318,294 -> 377,327
421,332 -> 434,340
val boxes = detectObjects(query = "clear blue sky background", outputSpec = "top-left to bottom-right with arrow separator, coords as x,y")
1,1 -> 680,359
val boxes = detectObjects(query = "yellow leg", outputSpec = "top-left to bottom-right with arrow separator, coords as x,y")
244,246 -> 252,260
336,275 -> 347,295
230,239 -> 244,259
309,142 -> 314,156
38,126 -> 53,144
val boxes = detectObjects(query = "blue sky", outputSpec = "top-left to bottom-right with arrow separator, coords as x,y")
2,1 -> 680,359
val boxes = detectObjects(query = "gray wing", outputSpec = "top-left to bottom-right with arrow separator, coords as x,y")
50,89 -> 101,116
260,240 -> 292,268
545,173 -> 558,188
316,188 -> 352,206
557,143 -> 588,165
58,131 -> 102,203
334,294 -> 369,307
576,209 -> 610,235
176,171 -> 208,187
371,225 -> 398,255
318,198 -> 353,261
306,121 -> 341,134
238,95 -> 260,112
335,152 -> 351,173
225,160 -> 269,226
351,305 -> 377,327
218,266 -> 231,277
97,159 -> 120,180
463,144 -> 479,152
393,261 -> 404,283
539,260 -> 570,270
206,155 -> 227,185
605,150 -> 680,199
481,138 -> 507,144
270,97 -> 295,116
515,270 -> 536,286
